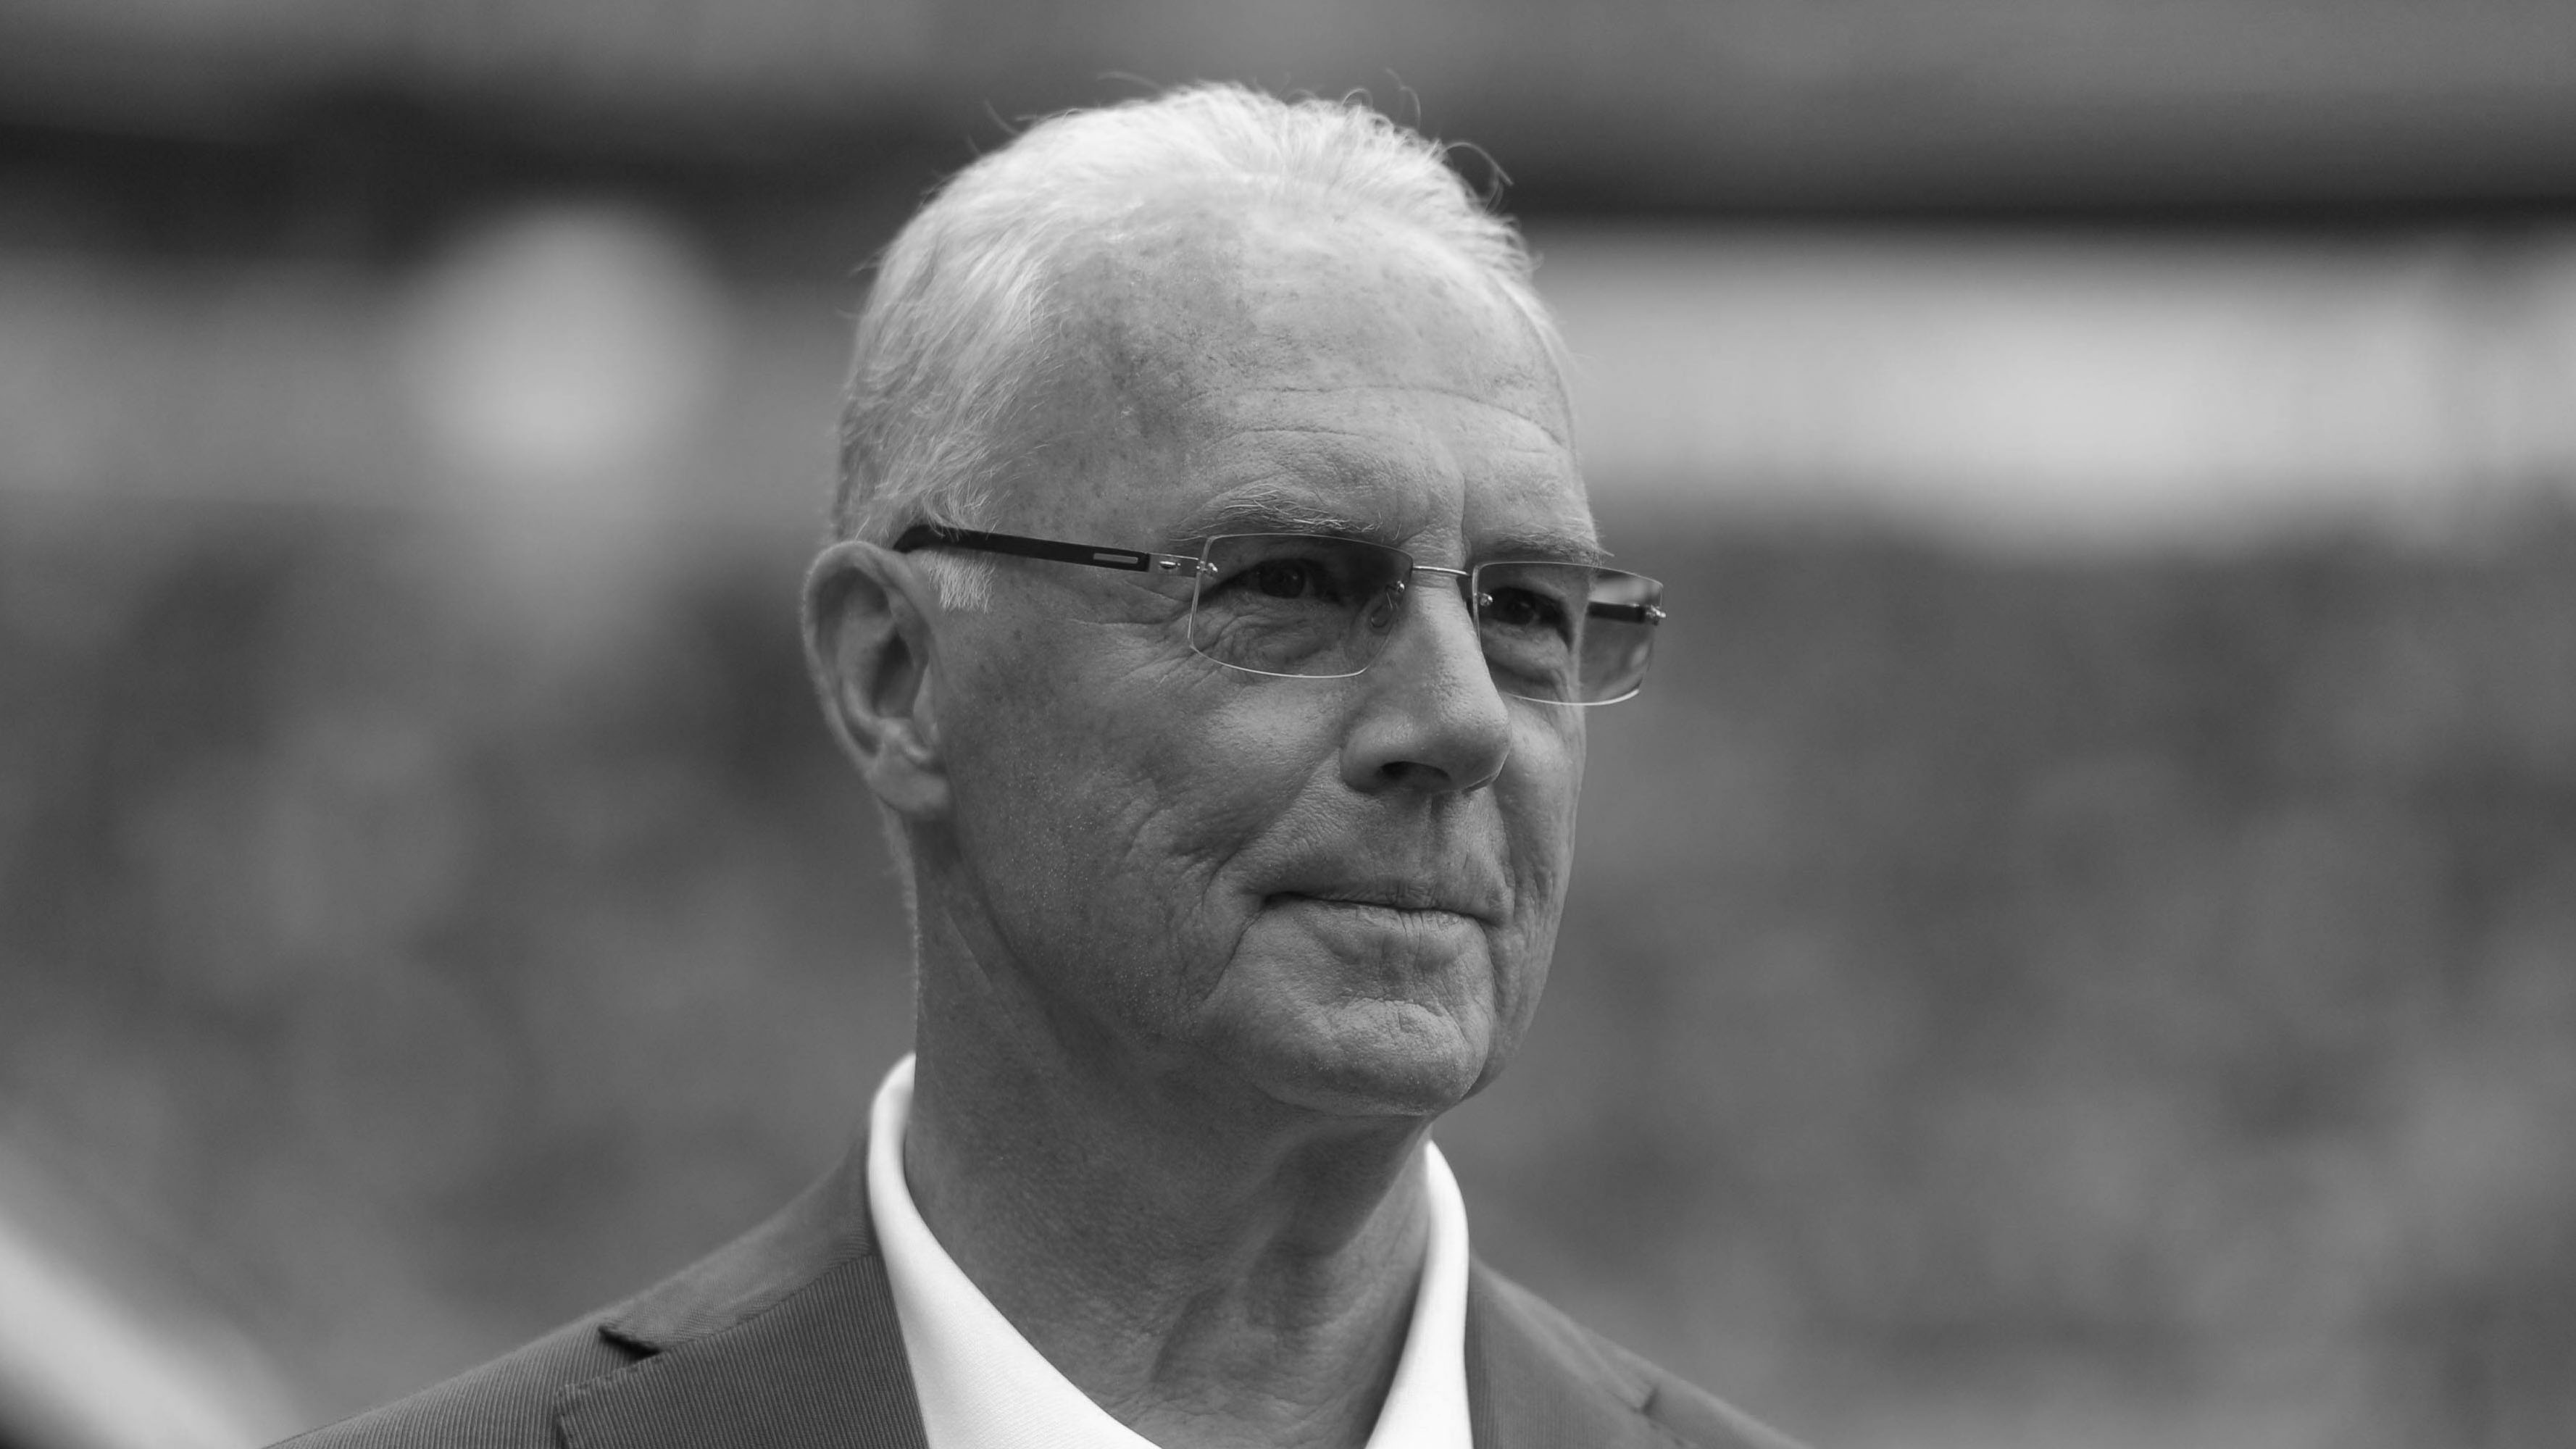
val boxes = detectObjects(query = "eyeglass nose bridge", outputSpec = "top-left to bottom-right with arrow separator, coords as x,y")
1370,562 -> 1490,647
1396,562 -> 1491,612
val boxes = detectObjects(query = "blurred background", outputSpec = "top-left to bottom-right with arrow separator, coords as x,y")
4,3 -> 2575,1447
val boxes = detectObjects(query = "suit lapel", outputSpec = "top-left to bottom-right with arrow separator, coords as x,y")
1466,1263 -> 1680,1449
556,1250 -> 927,1449
554,1139 -> 930,1449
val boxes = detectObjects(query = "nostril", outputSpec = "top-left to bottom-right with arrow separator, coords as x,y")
1374,758 -> 1499,794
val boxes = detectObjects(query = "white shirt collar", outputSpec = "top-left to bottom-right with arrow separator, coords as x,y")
866,1054 -> 1473,1449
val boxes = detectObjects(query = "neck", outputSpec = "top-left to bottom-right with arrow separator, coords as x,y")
903,929 -> 1439,1449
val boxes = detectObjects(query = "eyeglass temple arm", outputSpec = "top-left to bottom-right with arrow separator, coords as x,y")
891,525 -> 1211,577
1417,564 -> 1665,629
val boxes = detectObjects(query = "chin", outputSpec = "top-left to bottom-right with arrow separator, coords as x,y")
1185,914 -> 1535,1119
1217,999 -> 1499,1119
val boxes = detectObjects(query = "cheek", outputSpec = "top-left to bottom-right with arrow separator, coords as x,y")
1064,667 -> 1341,908
1125,686 -> 1325,851
1488,713 -> 1585,1013
944,643 -> 1338,987
1501,709 -> 1582,887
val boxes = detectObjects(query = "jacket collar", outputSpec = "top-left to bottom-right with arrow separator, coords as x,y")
557,1142 -> 929,1449
1467,1265 -> 1688,1449
553,1133 -> 1679,1449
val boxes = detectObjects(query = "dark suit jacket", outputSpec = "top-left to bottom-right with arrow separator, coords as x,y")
280,1138 -> 1806,1449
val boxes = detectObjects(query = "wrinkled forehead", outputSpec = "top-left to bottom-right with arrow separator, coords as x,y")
1071,204 -> 1562,415
1021,199 -> 1588,552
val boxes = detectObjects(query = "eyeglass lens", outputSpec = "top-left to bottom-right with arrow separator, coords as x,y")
1185,533 -> 1661,704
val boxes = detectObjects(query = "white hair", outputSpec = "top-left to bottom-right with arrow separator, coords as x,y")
832,84 -> 1567,609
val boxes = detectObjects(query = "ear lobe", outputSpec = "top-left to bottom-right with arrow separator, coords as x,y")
802,540 -> 951,820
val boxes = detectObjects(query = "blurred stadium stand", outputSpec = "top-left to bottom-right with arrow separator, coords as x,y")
3,4 -> 2574,1448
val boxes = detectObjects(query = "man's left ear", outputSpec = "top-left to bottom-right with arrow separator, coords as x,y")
801,539 -> 950,821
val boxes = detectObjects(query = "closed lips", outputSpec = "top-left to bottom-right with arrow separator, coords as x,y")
1268,888 -> 1497,922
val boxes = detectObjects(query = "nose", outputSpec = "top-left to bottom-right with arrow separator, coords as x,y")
1339,569 -> 1512,795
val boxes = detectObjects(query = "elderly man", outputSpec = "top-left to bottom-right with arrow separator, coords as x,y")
283,85 -> 1801,1449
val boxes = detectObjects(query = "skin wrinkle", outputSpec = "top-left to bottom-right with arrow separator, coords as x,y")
1168,490 -> 1372,545
1209,385 -> 1570,447
812,189 -> 1587,1448
1169,488 -> 1605,573
1075,201 -> 1551,448
1112,378 -> 1571,454
1192,433 -> 1497,534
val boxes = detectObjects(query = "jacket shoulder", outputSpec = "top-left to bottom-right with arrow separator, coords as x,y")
1472,1266 -> 1811,1449
270,1152 -> 875,1449
270,1314 -> 635,1449
1612,1341 -> 1809,1449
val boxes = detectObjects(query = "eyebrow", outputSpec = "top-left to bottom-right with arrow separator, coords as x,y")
1484,531 -> 1610,568
1167,488 -> 1609,568
1166,488 -> 1385,546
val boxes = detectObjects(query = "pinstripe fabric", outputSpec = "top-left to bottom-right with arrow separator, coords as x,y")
272,1315 -> 637,1449
557,1251 -> 926,1449
1465,1269 -> 1810,1449
274,1132 -> 1806,1449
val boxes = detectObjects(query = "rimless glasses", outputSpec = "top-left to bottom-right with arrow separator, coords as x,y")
893,525 -> 1666,706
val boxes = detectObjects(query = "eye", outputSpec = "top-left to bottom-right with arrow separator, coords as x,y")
1480,585 -> 1572,635
1249,558 -> 1329,600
